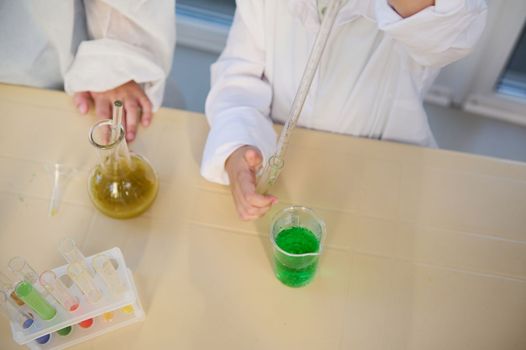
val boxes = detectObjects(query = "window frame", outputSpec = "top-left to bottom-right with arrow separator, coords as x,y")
426,0 -> 526,125
176,1 -> 526,125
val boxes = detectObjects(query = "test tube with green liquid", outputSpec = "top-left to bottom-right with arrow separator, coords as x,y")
15,281 -> 56,320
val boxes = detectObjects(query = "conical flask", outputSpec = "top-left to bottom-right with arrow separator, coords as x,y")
87,102 -> 159,219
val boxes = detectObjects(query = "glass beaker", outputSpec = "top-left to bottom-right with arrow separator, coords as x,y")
270,206 -> 326,288
88,119 -> 159,219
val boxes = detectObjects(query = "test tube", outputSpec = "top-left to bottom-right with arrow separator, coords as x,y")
14,280 -> 56,321
58,238 -> 94,276
0,270 -> 24,306
67,262 -> 102,304
39,270 -> 79,312
92,254 -> 126,297
0,290 -> 34,329
8,257 -> 38,284
0,270 -> 12,290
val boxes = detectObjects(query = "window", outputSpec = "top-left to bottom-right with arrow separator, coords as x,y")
176,0 -> 235,53
177,0 -> 235,26
176,0 -> 526,125
496,24 -> 526,99
427,0 -> 526,126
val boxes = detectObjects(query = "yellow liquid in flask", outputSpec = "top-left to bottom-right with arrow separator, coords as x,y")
88,154 -> 158,219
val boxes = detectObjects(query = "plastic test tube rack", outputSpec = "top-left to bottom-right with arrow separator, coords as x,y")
7,247 -> 144,350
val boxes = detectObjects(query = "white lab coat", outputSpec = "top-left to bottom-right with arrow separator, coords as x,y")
0,0 -> 175,110
201,0 -> 487,185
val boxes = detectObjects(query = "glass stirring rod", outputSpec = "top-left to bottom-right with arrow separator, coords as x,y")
256,0 -> 345,194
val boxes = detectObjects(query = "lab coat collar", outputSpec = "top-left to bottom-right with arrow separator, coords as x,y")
288,0 -> 370,31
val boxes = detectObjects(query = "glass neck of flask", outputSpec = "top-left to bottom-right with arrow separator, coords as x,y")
89,120 -> 132,174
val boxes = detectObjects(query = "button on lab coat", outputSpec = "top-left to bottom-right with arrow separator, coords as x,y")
0,0 -> 175,110
201,0 -> 487,185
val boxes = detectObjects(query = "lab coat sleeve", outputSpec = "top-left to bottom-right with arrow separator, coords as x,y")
201,3 -> 277,185
375,0 -> 487,67
64,0 -> 175,110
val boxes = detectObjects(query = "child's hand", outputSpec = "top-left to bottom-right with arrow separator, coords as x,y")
73,80 -> 153,142
225,146 -> 278,220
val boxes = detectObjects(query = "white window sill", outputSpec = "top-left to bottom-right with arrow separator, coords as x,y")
463,93 -> 526,127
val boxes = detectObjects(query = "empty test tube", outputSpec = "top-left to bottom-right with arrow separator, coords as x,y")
0,291 -> 34,329
92,254 -> 126,297
14,281 -> 56,320
58,238 -> 94,276
39,270 -> 79,312
67,262 -> 102,304
8,257 -> 38,284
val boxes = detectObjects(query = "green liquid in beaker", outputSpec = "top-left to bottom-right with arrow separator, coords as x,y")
274,227 -> 320,287
88,154 -> 158,219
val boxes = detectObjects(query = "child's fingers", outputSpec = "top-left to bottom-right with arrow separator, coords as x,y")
138,96 -> 153,127
244,147 -> 263,170
238,170 -> 274,208
124,99 -> 140,142
73,92 -> 91,114
237,204 -> 272,221
233,188 -> 273,220
93,96 -> 112,120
